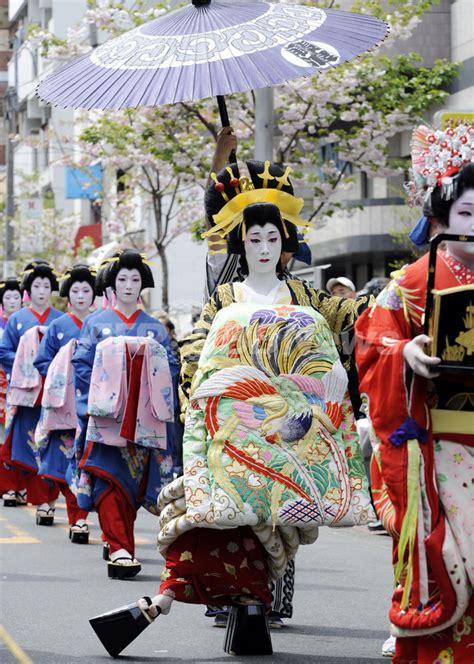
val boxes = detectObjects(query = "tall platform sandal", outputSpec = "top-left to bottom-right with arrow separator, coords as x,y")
36,506 -> 55,526
224,604 -> 273,656
3,491 -> 17,507
102,542 -> 110,560
107,557 -> 141,579
69,522 -> 89,544
90,596 -> 159,658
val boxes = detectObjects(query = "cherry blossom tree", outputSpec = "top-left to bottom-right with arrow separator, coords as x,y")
6,171 -> 80,275
21,0 -> 457,306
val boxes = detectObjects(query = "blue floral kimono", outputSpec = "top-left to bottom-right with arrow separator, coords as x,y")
72,308 -> 179,514
0,306 -> 62,474
34,313 -> 83,485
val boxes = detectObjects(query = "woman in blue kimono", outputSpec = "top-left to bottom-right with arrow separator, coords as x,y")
34,264 -> 96,541
72,249 -> 179,578
0,277 -> 24,506
0,260 -> 62,522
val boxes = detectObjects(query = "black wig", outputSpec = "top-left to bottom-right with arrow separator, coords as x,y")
425,162 -> 474,226
94,260 -> 113,297
59,264 -> 96,299
20,260 -> 58,294
0,277 -> 21,306
227,202 -> 299,256
205,160 -> 299,256
103,249 -> 154,291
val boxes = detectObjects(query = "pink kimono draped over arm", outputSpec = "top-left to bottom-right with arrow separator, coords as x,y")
86,336 -> 174,449
41,339 -> 79,432
9,327 -> 42,407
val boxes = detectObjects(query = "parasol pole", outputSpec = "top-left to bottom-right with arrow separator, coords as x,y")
216,95 -> 237,164
191,0 -> 236,163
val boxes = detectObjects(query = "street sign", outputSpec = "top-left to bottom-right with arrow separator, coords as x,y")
19,197 -> 43,252
65,165 -> 103,200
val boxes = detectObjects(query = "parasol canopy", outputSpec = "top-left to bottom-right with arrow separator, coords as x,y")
37,0 -> 388,110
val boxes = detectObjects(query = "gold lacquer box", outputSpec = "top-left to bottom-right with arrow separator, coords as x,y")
425,234 -> 474,374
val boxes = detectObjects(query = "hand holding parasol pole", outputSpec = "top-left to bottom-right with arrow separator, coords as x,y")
216,95 -> 237,164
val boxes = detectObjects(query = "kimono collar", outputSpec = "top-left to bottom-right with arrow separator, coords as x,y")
68,312 -> 83,330
30,307 -> 51,325
112,307 -> 141,328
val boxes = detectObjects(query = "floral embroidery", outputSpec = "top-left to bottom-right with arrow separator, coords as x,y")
215,321 -> 242,347
224,562 -> 237,577
249,308 -> 314,328
243,538 -> 256,552
433,647 -> 454,664
183,584 -> 194,598
453,614 -> 472,642
179,551 -> 193,562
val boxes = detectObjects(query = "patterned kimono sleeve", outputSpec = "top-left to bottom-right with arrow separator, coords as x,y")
34,321 -> 60,376
179,295 -> 218,421
310,289 -> 373,353
0,314 -> 20,375
156,322 -> 180,381
72,319 -> 96,420
354,279 -> 415,447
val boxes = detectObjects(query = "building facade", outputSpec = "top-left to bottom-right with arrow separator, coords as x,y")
294,0 -> 473,292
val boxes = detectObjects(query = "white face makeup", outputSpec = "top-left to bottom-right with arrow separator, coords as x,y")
445,189 -> 474,263
115,268 -> 142,305
30,277 -> 52,310
2,290 -> 21,316
69,281 -> 94,315
244,223 -> 282,275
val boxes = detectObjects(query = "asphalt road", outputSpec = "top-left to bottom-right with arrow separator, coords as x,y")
1,498 -> 393,663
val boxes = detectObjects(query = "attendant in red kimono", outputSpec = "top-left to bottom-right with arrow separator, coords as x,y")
0,277 -> 24,506
356,125 -> 474,664
0,261 -> 62,520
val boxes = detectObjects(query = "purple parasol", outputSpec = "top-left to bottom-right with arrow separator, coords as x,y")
37,0 -> 388,110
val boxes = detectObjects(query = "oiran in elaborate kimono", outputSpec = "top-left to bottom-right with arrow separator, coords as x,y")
147,160 -> 374,620
356,125 -> 474,664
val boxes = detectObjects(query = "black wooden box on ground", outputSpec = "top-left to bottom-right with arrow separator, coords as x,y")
425,234 -> 474,373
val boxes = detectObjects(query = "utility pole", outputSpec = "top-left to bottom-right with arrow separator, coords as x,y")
254,87 -> 274,161
4,86 -> 17,278
253,0 -> 277,161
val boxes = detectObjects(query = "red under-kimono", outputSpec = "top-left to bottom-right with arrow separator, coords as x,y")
355,250 -> 473,664
160,527 -> 272,608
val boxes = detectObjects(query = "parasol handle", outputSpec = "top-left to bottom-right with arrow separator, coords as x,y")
216,95 -> 237,164
192,0 -> 211,6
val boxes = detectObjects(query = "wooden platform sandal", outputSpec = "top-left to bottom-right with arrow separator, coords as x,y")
3,491 -> 17,507
15,490 -> 27,506
69,522 -> 89,544
36,506 -> 55,526
107,556 -> 141,579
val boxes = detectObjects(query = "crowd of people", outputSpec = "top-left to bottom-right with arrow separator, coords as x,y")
0,122 -> 472,664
